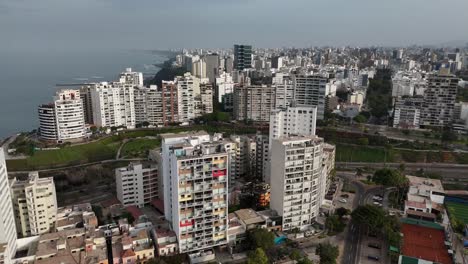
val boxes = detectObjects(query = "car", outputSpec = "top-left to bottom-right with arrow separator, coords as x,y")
373,201 -> 382,206
368,243 -> 381,249
368,255 -> 380,261
339,198 -> 347,203
372,195 -> 383,201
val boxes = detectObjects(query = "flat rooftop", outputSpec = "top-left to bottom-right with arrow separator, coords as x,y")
407,176 -> 444,193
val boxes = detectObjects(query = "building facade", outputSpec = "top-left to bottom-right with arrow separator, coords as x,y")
292,74 -> 327,120
420,73 -> 459,127
90,82 -> 136,129
234,45 -> 252,70
116,163 -> 159,208
393,97 -> 423,129
10,172 -> 57,237
270,136 -> 325,231
269,105 -> 317,144
38,89 -> 86,142
119,68 -> 144,86
160,132 -> 229,253
0,149 -> 17,263
233,85 -> 276,122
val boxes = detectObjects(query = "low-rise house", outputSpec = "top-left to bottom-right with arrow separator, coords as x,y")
404,176 -> 445,216
153,229 -> 178,257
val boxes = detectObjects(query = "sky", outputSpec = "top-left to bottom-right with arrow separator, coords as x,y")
1,0 -> 468,52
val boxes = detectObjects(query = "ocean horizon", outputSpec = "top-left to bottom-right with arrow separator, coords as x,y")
0,49 -> 168,140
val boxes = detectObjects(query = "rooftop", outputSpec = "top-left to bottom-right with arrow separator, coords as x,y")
234,209 -> 265,226
407,176 -> 444,193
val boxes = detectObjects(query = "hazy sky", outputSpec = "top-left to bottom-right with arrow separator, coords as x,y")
1,0 -> 468,51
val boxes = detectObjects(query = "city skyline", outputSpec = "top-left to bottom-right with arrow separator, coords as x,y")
1,0 -> 468,52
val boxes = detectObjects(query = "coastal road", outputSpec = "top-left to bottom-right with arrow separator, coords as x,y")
339,172 -> 383,264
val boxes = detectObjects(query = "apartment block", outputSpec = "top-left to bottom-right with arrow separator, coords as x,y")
116,163 -> 159,208
119,68 -> 144,86
90,82 -> 136,129
420,73 -> 459,127
0,148 -> 17,263
10,172 -> 57,237
269,105 -> 317,144
292,74 -> 327,120
393,97 -> 423,129
255,134 -> 269,181
160,132 -> 229,253
234,44 -> 252,70
176,73 -> 200,122
270,136 -> 325,231
38,89 -> 86,143
215,72 -> 235,107
233,85 -> 276,122
80,85 -> 94,124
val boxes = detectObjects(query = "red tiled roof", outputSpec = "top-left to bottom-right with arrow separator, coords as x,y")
151,199 -> 164,213
126,206 -> 143,220
121,249 -> 136,258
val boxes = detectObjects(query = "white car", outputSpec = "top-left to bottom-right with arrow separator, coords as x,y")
339,198 -> 347,203
372,195 -> 383,201
373,201 -> 382,206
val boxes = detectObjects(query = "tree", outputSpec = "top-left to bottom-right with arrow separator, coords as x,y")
351,205 -> 386,233
335,207 -> 350,218
353,114 -> 368,124
247,228 -> 275,251
290,249 -> 302,261
247,248 -> 268,264
357,138 -> 369,145
326,215 -> 345,233
372,168 -> 408,188
297,258 -> 314,264
316,243 -> 339,264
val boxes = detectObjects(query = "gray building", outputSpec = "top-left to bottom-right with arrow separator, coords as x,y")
292,74 -> 328,120
233,85 -> 276,122
420,73 -> 459,127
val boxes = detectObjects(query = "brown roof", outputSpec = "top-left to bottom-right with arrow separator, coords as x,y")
121,249 -> 136,258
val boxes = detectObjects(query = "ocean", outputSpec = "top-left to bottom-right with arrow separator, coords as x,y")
0,49 -> 167,140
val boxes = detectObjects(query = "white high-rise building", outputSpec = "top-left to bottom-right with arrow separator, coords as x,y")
269,105 -> 317,144
90,82 -> 136,129
176,73 -> 200,122
0,148 -> 17,263
270,136 -> 325,231
119,68 -> 144,86
275,80 -> 294,109
116,163 -> 159,208
159,132 -> 229,253
215,72 -> 235,105
10,172 -> 57,238
38,89 -> 86,143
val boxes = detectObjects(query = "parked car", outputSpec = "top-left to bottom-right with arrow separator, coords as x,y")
339,198 -> 347,203
368,255 -> 380,261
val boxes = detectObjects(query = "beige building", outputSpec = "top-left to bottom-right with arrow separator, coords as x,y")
233,85 -> 276,122
10,172 -> 57,237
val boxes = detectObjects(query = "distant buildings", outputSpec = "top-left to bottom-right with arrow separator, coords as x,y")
119,68 -> 144,86
0,148 -> 17,263
134,84 -> 178,127
116,163 -> 159,208
234,44 -> 252,70
38,89 -> 86,142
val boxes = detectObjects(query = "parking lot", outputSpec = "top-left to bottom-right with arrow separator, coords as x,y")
359,235 -> 384,264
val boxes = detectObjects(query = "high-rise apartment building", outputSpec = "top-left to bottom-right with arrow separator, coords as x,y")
204,54 -> 219,83
269,106 -> 317,144
270,136 -> 325,231
254,134 -> 269,180
215,72 -> 235,108
234,45 -> 252,70
420,73 -> 459,127
159,132 -> 229,253
0,148 -> 17,263
90,82 -> 136,129
233,85 -> 276,122
116,163 -> 159,208
119,68 -> 144,86
79,85 -> 94,124
176,73 -> 199,122
195,83 -> 213,116
292,74 -> 328,120
134,85 -> 178,127
10,172 -> 57,237
38,89 -> 86,143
